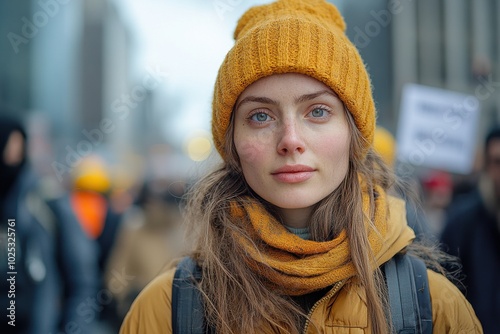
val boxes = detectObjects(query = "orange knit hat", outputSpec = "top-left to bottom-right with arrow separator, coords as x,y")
212,0 -> 375,160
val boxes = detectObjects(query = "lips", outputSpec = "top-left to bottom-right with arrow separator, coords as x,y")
271,164 -> 315,183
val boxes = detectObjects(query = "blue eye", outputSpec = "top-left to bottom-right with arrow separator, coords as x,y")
250,112 -> 270,122
311,108 -> 325,117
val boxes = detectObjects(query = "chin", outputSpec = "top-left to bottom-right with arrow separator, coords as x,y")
266,197 -> 319,210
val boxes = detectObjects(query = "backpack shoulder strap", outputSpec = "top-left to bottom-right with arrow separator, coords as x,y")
172,256 -> 205,334
383,253 -> 433,334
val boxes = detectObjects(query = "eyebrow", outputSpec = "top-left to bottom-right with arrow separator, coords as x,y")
294,90 -> 338,104
236,90 -> 338,110
236,96 -> 279,110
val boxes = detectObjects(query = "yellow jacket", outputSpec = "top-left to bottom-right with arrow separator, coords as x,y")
120,198 -> 483,333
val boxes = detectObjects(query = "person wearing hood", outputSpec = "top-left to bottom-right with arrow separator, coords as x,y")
441,127 -> 500,333
0,115 -> 99,333
120,1 -> 482,333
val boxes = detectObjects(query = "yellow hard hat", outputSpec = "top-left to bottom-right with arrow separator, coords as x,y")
373,127 -> 396,168
72,155 -> 111,193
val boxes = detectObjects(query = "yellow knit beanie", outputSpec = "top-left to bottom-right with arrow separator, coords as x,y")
212,0 -> 375,160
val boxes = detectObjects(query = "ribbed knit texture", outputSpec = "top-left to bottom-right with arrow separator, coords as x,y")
212,0 -> 375,160
229,183 -> 388,296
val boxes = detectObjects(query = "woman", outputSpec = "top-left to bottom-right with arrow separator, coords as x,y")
120,0 -> 482,333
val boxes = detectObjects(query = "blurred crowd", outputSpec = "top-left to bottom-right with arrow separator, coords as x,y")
374,125 -> 500,333
1,114 -> 188,334
1,113 -> 499,333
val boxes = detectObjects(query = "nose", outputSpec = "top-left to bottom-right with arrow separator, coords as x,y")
277,120 -> 305,155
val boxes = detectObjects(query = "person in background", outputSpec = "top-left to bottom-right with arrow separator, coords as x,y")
70,155 -> 122,272
441,127 -> 500,333
420,170 -> 453,238
0,114 -> 99,333
69,154 -> 124,332
120,1 -> 481,333
373,126 -> 434,240
372,126 -> 396,168
104,178 -> 184,329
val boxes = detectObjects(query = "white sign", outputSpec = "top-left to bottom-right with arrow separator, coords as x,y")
396,83 -> 480,174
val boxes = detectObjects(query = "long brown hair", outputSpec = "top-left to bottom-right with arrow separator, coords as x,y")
181,107 -> 432,333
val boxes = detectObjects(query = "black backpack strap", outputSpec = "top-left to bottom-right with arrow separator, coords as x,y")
409,255 -> 433,334
172,256 -> 205,334
384,253 -> 433,334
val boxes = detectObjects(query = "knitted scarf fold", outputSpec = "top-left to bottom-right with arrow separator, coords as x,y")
230,184 -> 388,296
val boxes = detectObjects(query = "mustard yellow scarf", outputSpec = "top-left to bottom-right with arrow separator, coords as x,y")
230,184 -> 389,296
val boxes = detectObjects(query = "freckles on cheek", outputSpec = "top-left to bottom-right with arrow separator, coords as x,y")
236,140 -> 265,165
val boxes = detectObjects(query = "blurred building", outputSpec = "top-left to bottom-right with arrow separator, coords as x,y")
0,1 -> 33,115
341,0 -> 499,139
392,0 -> 500,135
342,0 -> 393,128
0,0 -> 154,182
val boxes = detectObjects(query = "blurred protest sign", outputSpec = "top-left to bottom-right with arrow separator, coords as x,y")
396,83 -> 480,174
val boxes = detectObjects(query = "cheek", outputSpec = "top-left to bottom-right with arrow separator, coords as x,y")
317,133 -> 350,161
235,137 -> 267,167
235,139 -> 267,187
234,125 -> 273,166
317,133 -> 350,186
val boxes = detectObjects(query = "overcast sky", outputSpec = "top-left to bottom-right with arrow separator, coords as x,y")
116,0 -> 272,146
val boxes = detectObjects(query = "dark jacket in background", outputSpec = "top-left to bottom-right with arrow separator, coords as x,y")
441,188 -> 500,334
0,167 -> 99,334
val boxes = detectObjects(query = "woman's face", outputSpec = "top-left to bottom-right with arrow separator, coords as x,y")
233,73 -> 350,225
